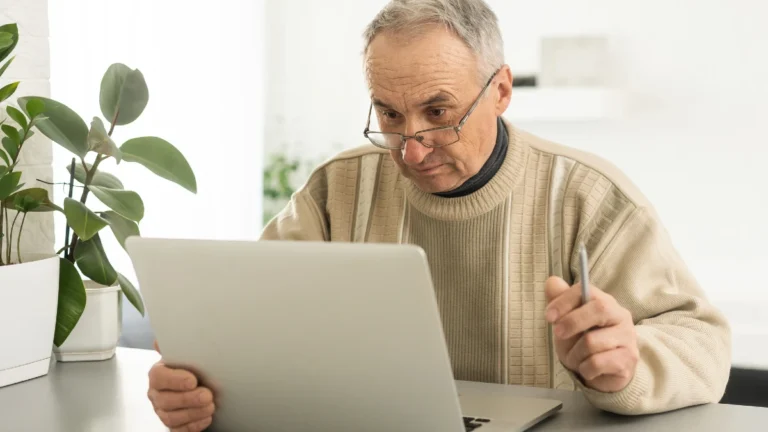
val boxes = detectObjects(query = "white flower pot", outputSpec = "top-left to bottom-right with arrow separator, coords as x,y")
0,256 -> 59,388
53,281 -> 121,362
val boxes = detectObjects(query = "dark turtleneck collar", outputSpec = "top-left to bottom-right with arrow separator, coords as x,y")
435,117 -> 508,198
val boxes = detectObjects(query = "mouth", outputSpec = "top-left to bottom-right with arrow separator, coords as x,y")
413,164 -> 444,175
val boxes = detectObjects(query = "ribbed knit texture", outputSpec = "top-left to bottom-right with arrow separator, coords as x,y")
408,203 -> 509,383
261,121 -> 732,415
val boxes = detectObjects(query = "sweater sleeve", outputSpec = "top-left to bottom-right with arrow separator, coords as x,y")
571,205 -> 731,415
260,185 -> 329,241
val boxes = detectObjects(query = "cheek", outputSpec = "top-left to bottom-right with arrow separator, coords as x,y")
389,149 -> 404,165
436,145 -> 469,172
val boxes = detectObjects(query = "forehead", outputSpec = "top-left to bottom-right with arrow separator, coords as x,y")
365,25 -> 479,105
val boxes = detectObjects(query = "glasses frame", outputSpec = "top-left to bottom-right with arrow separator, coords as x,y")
363,68 -> 500,150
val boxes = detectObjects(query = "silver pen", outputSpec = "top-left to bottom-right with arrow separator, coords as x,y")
578,242 -> 589,305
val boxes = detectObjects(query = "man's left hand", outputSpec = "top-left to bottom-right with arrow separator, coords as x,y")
545,276 -> 639,393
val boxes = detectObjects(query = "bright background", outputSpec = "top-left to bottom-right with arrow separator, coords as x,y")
46,0 -> 768,367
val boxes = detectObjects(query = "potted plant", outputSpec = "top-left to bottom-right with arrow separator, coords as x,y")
0,23 -> 65,388
18,62 -> 197,361
262,152 -> 301,225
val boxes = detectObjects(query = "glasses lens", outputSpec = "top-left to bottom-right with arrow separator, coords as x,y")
367,132 -> 403,149
418,127 -> 460,147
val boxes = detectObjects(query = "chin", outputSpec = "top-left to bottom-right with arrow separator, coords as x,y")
410,175 -> 458,194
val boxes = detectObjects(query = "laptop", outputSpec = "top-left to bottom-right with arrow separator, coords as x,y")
125,237 -> 562,432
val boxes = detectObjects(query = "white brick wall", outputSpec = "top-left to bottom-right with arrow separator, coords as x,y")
0,0 -> 54,261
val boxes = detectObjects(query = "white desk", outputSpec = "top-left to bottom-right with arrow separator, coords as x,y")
0,347 -> 766,431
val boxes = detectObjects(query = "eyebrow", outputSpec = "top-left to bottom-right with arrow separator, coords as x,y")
418,92 -> 454,107
372,92 -> 456,111
372,98 -> 393,110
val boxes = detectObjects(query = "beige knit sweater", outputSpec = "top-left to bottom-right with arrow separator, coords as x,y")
260,121 -> 731,415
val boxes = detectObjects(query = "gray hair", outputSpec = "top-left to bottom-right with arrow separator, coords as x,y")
363,0 -> 504,83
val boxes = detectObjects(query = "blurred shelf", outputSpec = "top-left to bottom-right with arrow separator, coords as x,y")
506,87 -> 622,122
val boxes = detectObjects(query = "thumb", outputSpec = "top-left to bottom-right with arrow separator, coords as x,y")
153,339 -> 161,354
545,276 -> 570,303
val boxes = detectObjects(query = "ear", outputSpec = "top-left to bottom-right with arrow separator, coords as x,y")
494,64 -> 513,116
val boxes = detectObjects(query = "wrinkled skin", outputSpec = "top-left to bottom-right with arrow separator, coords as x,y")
365,24 -> 513,193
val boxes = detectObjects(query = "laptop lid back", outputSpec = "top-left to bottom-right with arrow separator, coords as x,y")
126,237 -> 466,432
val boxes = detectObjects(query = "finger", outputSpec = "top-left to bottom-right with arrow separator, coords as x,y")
151,387 -> 213,411
159,403 -> 216,428
545,281 -> 587,323
149,362 -> 198,392
564,326 -> 626,370
544,276 -> 570,303
578,347 -> 635,382
154,339 -> 161,353
554,296 -> 629,339
171,416 -> 213,432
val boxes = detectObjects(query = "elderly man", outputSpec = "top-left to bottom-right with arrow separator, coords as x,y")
146,0 -> 731,430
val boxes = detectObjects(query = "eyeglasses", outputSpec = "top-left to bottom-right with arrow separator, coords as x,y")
363,69 -> 499,150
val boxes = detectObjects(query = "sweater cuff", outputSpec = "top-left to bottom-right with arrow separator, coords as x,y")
564,359 -> 652,415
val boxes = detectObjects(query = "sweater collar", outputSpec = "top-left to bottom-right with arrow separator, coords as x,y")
404,119 -> 529,221
434,117 -> 508,198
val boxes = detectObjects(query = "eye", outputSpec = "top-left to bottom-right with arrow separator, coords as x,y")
428,108 -> 446,118
383,111 -> 399,120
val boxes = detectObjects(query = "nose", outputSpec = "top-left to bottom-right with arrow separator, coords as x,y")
400,120 -> 433,166
401,136 -> 432,166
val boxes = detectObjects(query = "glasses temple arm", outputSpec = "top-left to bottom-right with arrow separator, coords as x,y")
456,70 -> 499,130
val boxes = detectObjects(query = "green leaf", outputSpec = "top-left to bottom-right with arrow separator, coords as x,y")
117,273 -> 144,316
67,162 -> 124,189
0,81 -> 19,103
88,186 -> 144,222
63,197 -> 108,241
87,117 -> 121,161
0,24 -> 18,64
0,149 -> 8,167
6,105 -> 27,129
0,166 -> 6,177
13,193 -> 40,212
2,138 -> 17,162
24,98 -> 44,118
54,258 -> 87,347
6,188 -> 44,212
37,201 -> 64,213
74,234 -> 117,286
2,124 -> 19,144
101,210 -> 140,250
0,56 -> 15,78
99,63 -> 149,126
18,96 -> 89,158
4,188 -> 57,213
2,136 -> 17,161
120,137 -> 197,193
0,171 -> 21,200
0,34 -> 12,51
28,115 -> 47,130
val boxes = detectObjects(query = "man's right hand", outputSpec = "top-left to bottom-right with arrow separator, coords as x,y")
147,341 -> 215,431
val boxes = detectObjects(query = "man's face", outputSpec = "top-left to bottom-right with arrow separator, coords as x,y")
365,25 -> 512,193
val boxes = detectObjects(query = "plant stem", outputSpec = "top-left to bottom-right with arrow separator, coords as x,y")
9,127 -> 30,172
108,109 -> 119,136
8,210 -> 20,264
16,212 -> 26,264
0,204 -> 5,266
55,245 -> 67,255
66,154 -> 106,261
37,179 -> 84,189
3,207 -> 8,264
63,158 -> 76,257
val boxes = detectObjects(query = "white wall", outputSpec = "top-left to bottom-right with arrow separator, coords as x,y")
48,0 -> 265,281
264,0 -> 768,367
0,0 -> 55,259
